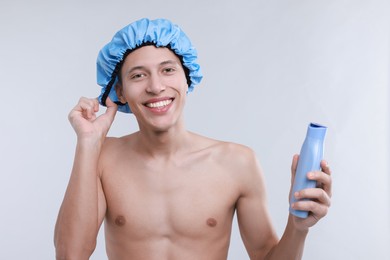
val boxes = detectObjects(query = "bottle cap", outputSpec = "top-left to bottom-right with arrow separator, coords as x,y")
307,123 -> 327,139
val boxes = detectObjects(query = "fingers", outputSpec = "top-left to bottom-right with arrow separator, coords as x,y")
290,159 -> 333,227
292,198 -> 329,219
70,97 -> 117,120
79,97 -> 98,118
68,97 -> 118,140
321,160 -> 332,175
69,97 -> 99,122
292,160 -> 333,221
290,154 -> 299,184
294,163 -> 332,204
292,187 -> 331,221
81,98 -> 99,120
310,160 -> 332,197
294,188 -> 331,207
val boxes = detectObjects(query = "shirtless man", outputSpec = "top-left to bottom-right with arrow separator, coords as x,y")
54,18 -> 332,260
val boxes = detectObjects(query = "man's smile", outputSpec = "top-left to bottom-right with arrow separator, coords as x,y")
144,98 -> 174,109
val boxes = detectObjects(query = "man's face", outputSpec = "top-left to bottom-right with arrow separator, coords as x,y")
117,45 -> 188,131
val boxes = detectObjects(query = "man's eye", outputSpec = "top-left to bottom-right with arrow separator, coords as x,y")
131,73 -> 145,79
163,67 -> 175,73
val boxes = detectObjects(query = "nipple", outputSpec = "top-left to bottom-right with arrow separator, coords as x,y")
115,215 -> 126,227
206,218 -> 217,227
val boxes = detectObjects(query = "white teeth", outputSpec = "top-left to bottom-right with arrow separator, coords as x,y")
146,99 -> 172,108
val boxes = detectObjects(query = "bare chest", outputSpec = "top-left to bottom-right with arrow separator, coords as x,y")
101,160 -> 240,240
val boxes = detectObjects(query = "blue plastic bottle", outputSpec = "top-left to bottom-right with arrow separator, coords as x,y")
289,123 -> 327,218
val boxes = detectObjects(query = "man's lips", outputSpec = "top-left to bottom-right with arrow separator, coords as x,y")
144,98 -> 174,109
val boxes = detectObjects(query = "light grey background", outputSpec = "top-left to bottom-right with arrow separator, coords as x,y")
0,0 -> 389,259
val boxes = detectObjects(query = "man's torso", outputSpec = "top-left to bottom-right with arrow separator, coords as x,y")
99,132 -> 251,259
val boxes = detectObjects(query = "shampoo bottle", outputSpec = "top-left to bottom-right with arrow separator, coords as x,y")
289,123 -> 327,218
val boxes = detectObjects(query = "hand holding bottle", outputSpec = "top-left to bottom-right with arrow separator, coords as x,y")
288,123 -> 332,229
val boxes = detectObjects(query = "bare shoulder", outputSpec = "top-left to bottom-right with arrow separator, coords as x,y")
195,135 -> 268,202
97,134 -> 136,174
196,133 -> 257,160
100,135 -> 128,156
189,132 -> 262,177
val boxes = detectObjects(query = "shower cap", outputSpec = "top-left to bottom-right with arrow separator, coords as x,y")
96,18 -> 203,113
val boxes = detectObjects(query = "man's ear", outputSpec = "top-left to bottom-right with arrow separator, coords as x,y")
115,82 -> 127,104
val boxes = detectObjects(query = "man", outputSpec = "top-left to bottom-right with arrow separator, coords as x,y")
54,18 -> 332,259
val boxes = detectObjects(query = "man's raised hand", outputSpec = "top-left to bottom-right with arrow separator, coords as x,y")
68,97 -> 117,141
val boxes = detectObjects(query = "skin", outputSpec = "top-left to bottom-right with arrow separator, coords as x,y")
54,46 -> 332,260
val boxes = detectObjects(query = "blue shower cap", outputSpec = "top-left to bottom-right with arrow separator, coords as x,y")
96,18 -> 203,113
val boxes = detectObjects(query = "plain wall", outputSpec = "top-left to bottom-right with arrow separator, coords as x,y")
0,0 -> 389,259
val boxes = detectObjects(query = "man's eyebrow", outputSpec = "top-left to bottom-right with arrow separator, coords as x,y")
159,60 -> 180,67
124,60 -> 180,76
124,66 -> 145,77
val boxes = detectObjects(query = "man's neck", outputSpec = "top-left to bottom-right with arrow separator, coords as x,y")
135,122 -> 191,160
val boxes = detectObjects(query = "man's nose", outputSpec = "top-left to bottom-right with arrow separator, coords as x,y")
146,75 -> 166,94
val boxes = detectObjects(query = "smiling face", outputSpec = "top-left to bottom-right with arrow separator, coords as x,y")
116,45 -> 189,132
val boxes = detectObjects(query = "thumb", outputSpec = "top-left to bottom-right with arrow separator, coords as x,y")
289,154 -> 299,202
104,97 -> 118,119
291,154 -> 299,185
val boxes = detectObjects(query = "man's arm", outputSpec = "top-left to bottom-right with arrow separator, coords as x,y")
236,152 -> 332,260
234,147 -> 279,259
54,97 -> 117,259
264,156 -> 332,260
